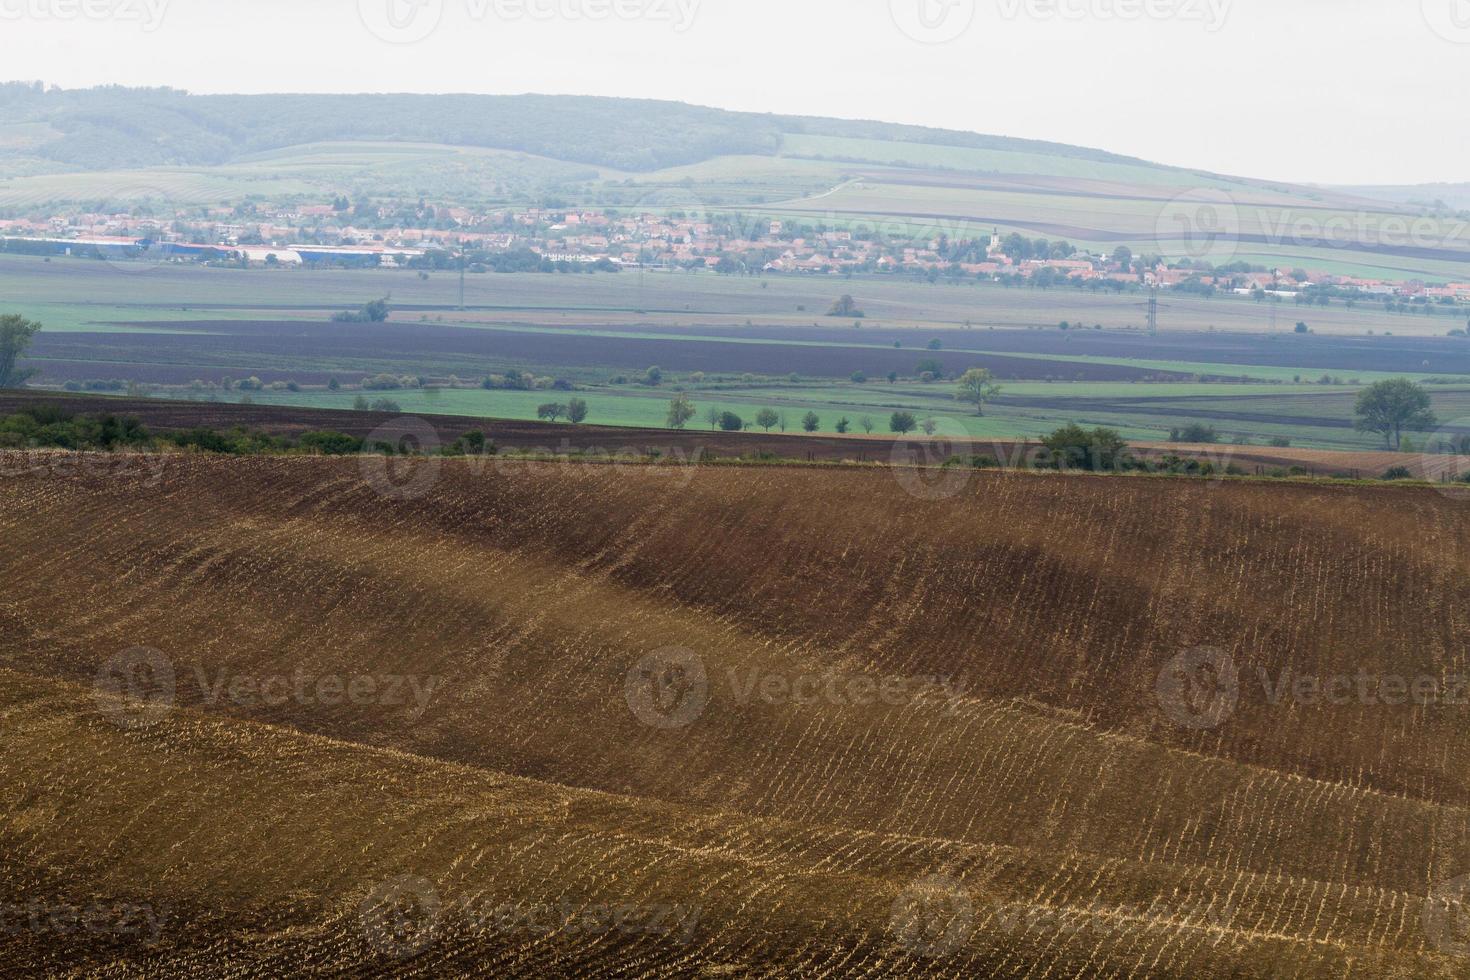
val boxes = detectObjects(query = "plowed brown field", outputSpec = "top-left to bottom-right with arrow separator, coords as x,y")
3,451 -> 1470,976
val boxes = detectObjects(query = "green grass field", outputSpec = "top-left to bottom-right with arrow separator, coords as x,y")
776,134 -> 1220,188
158,373 -> 1469,451
6,252 -> 1469,452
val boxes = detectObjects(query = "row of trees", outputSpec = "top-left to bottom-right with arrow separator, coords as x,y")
537,399 -> 590,424
655,366 -> 1006,435
662,398 -> 963,437
651,375 -> 1441,453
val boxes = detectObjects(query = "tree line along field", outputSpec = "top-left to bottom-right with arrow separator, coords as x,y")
3,390 -> 1442,477
3,450 -> 1470,974
141,377 -> 1466,452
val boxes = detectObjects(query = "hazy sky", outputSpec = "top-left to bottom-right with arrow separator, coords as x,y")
3,0 -> 1467,185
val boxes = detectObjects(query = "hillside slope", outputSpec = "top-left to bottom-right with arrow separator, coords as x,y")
0,85 -> 1161,175
2,451 -> 1470,973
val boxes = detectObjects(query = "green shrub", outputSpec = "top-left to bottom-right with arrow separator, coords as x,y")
297,431 -> 363,455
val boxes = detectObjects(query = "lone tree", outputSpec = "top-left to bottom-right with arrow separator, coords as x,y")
704,404 -> 723,430
890,411 -> 918,434
567,398 -> 589,424
0,314 -> 42,389
955,367 -> 1003,415
665,393 -> 696,429
827,294 -> 864,318
1354,378 -> 1436,449
537,402 -> 568,422
1042,424 -> 1129,472
801,411 -> 820,432
755,408 -> 780,432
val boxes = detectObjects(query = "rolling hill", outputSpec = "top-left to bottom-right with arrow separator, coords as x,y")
0,85 -> 1158,174
2,448 -> 1470,974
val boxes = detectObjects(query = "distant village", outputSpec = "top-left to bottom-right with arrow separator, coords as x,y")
2,198 -> 1467,309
